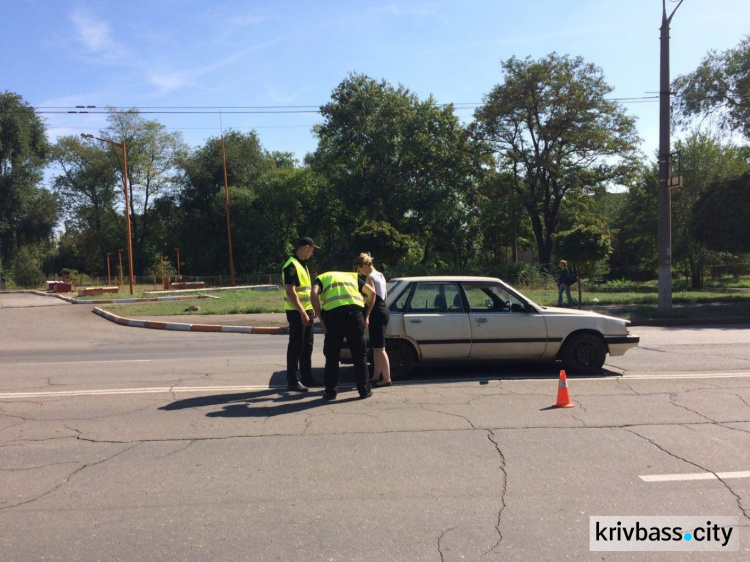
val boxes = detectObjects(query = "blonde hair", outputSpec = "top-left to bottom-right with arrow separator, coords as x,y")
354,252 -> 373,271
559,259 -> 567,267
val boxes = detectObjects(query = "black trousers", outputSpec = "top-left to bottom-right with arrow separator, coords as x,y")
286,310 -> 314,385
322,305 -> 369,395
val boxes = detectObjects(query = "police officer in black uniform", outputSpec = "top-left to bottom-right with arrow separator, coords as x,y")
282,237 -> 320,392
310,271 -> 376,400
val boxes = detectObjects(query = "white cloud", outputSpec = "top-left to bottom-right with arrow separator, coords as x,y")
70,11 -> 125,61
148,71 -> 189,95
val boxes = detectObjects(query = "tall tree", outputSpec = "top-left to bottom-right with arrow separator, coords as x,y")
670,132 -> 750,288
473,53 -> 640,269
97,110 -> 188,274
51,136 -> 121,273
309,73 -> 481,269
691,172 -> 750,254
610,164 -> 659,279
0,91 -> 59,268
672,37 -> 750,140
175,131 -> 284,274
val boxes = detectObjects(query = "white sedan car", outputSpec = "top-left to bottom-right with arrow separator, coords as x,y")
348,276 -> 639,378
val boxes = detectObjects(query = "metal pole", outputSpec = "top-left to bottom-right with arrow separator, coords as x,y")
175,248 -> 181,278
81,134 -> 135,295
657,0 -> 683,313
221,136 -> 236,286
121,144 -> 135,295
106,253 -> 111,286
118,249 -> 124,291
160,252 -> 164,287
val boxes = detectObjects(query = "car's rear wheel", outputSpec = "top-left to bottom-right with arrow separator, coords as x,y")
386,340 -> 415,379
561,333 -> 606,374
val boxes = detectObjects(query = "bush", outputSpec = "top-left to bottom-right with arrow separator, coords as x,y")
11,249 -> 45,289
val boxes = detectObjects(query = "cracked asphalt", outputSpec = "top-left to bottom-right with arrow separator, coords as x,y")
1,293 -> 750,560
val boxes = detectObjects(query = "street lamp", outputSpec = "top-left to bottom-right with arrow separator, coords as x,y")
81,133 -> 135,295
657,0 -> 684,313
221,135 -> 236,286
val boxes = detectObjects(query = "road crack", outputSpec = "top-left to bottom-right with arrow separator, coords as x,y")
0,441 -> 142,512
624,427 -> 749,522
480,430 -> 507,558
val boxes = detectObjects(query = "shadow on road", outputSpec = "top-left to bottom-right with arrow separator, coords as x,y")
159,369 -> 362,418
158,364 -> 621,417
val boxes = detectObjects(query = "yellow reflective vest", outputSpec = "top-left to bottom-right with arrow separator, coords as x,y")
282,256 -> 313,311
317,271 -> 365,311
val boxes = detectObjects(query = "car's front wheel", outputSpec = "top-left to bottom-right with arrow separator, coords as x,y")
561,333 -> 606,374
386,340 -> 415,379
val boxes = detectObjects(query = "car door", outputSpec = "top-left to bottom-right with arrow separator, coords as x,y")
402,282 -> 471,359
462,282 -> 548,359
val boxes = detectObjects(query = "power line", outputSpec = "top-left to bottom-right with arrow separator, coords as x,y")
32,96 -> 660,115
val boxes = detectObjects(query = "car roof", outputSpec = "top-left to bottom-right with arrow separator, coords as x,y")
390,276 -> 504,283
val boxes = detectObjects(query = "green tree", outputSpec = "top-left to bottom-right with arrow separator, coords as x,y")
309,73 -> 481,269
672,37 -> 750,139
51,136 -> 122,273
610,164 -> 659,279
555,224 -> 612,282
473,53 -> 640,269
0,91 -> 60,267
691,172 -> 750,254
670,133 -> 750,288
350,221 -> 415,269
10,246 -> 45,288
96,109 -> 188,274
175,131 -> 291,274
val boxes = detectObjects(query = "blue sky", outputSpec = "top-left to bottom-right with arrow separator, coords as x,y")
2,0 -> 749,165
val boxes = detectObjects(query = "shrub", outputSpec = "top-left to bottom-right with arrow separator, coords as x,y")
11,248 -> 45,289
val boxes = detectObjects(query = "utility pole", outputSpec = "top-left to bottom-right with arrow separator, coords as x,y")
658,0 -> 684,313
221,135 -> 236,286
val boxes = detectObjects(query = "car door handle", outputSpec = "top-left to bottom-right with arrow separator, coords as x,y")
409,318 -> 422,323
474,318 -> 488,323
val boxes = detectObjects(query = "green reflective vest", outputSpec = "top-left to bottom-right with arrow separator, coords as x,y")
282,256 -> 313,311
318,271 -> 365,311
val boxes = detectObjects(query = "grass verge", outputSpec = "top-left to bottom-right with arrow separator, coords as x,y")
100,288 -> 283,316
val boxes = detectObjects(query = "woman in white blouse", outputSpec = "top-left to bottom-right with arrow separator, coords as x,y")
355,253 -> 391,386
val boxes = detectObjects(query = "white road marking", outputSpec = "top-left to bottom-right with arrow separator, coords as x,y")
1,371 -> 750,400
0,385 -> 284,399
4,359 -> 152,366
624,372 -> 750,379
640,471 -> 750,482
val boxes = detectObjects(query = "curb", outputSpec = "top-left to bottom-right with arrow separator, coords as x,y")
92,307 -> 289,335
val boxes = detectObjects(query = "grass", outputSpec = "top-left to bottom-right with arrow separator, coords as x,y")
524,288 -> 750,308
95,276 -> 750,318
100,288 -> 284,316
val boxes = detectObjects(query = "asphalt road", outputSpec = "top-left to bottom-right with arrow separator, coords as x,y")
1,293 -> 749,561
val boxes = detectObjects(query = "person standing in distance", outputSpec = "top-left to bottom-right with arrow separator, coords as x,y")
310,271 -> 376,400
556,259 -> 575,307
282,236 -> 320,392
355,253 -> 391,387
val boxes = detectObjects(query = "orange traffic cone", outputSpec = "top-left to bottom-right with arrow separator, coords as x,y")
553,370 -> 576,408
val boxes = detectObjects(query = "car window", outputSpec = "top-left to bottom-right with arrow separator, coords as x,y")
462,283 -> 526,313
391,283 -> 412,311
407,283 -> 464,313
